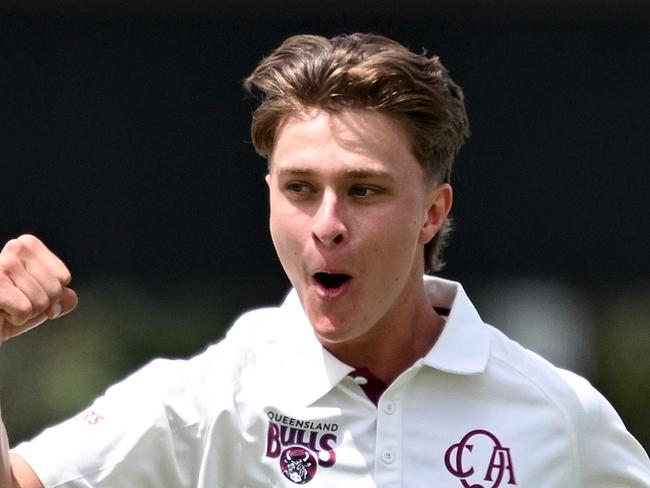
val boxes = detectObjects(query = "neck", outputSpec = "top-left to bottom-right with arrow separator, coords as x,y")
324,280 -> 444,386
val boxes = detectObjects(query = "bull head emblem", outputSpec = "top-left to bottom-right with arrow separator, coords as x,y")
280,447 -> 316,484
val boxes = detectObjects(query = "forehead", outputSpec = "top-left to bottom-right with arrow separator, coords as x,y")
270,108 -> 421,175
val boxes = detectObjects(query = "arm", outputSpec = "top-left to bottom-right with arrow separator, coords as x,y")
10,455 -> 43,488
2,406 -> 43,488
1,406 -> 13,487
0,235 -> 78,488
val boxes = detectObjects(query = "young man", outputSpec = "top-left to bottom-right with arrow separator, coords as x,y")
2,33 -> 649,487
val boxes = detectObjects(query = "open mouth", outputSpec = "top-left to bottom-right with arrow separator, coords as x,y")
313,272 -> 352,290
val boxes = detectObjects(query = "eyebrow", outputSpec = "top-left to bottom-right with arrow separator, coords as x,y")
276,167 -> 393,180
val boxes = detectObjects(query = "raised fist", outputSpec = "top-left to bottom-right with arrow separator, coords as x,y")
0,235 -> 77,342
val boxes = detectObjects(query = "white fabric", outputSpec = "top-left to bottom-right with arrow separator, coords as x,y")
13,276 -> 650,487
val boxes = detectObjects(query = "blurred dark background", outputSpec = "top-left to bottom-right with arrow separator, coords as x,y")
1,1 -> 648,450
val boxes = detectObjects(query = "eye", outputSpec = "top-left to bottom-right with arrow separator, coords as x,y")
350,186 -> 378,198
284,181 -> 314,196
282,181 -> 315,200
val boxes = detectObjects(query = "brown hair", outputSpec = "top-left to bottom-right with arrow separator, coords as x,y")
244,33 -> 469,272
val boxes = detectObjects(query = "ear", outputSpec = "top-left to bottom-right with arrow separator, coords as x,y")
418,183 -> 453,244
265,173 -> 271,188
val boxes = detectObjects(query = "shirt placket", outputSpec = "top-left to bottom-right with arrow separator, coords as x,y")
373,364 -> 421,487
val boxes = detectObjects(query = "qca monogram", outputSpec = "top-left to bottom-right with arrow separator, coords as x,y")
444,429 -> 517,488
265,410 -> 339,484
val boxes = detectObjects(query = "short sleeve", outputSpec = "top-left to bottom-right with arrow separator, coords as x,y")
561,370 -> 650,486
12,341 -> 237,487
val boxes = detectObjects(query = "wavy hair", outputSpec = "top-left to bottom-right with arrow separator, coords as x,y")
244,33 -> 469,272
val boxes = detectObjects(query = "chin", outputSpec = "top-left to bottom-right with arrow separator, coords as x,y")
309,315 -> 354,345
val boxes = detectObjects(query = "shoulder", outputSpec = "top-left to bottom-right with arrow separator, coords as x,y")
96,305 -> 289,412
226,305 -> 286,342
222,292 -> 315,358
486,325 -> 590,408
486,324 -> 613,428
485,325 -> 650,485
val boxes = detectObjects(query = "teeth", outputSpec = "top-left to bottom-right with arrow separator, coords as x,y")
314,272 -> 351,289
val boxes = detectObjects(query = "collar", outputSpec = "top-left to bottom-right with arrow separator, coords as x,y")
275,291 -> 355,406
420,275 -> 491,375
274,276 -> 490,406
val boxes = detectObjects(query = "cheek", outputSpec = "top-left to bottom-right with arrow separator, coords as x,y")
371,204 -> 423,243
269,208 -> 307,263
269,195 -> 291,237
269,224 -> 298,282
364,206 -> 424,267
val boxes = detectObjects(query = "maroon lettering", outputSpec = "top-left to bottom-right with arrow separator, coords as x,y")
485,447 -> 516,486
444,441 -> 475,478
265,417 -> 340,472
280,426 -> 297,446
266,422 -> 281,458
444,429 -> 517,488
317,433 -> 337,467
296,428 -> 319,452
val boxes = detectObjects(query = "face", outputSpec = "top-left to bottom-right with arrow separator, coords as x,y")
266,108 -> 451,352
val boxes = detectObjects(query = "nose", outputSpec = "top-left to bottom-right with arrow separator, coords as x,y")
312,191 -> 348,248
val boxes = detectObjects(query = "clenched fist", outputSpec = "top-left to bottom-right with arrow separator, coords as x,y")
0,235 -> 78,342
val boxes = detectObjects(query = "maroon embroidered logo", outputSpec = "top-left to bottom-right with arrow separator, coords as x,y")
265,410 -> 339,484
444,429 -> 517,488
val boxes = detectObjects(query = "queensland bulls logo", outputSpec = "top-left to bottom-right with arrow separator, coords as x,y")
444,429 -> 517,488
265,410 -> 339,484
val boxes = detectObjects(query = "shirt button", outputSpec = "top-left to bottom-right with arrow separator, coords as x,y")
383,401 -> 395,414
382,448 -> 394,464
353,376 -> 369,385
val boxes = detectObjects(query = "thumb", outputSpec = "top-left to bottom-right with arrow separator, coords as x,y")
0,288 -> 79,342
1,309 -> 46,342
45,287 -> 78,320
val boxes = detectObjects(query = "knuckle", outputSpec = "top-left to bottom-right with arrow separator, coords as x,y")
2,235 -> 35,258
0,254 -> 20,275
1,238 -> 19,255
13,303 -> 34,324
2,235 -> 47,265
1,234 -> 41,258
32,294 -> 50,313
16,234 -> 40,249
59,269 -> 72,286
45,280 -> 64,299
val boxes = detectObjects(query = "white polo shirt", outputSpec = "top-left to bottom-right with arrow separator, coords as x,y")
13,277 -> 650,487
